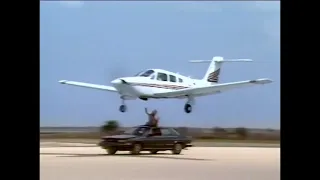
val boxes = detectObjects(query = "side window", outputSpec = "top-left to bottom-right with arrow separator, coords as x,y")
179,78 -> 183,83
157,73 -> 168,81
169,128 -> 179,136
169,75 -> 176,82
160,128 -> 173,136
150,127 -> 161,136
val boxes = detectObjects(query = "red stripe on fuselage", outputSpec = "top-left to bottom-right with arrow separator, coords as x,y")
130,83 -> 189,90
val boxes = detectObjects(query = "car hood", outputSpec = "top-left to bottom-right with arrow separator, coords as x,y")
102,134 -> 137,140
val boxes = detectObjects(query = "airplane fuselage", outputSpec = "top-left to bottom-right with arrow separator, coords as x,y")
111,69 -> 209,100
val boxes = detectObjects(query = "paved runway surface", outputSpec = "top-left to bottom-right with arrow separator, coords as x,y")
40,145 -> 280,180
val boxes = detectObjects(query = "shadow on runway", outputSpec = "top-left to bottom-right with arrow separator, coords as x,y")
40,152 -> 212,161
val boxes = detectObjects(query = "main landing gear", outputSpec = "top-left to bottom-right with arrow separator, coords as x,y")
184,96 -> 195,113
184,104 -> 192,113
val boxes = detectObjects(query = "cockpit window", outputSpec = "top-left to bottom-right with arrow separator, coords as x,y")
137,70 -> 155,77
134,71 -> 143,76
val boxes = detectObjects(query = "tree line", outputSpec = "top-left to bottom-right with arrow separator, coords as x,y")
100,120 -> 279,141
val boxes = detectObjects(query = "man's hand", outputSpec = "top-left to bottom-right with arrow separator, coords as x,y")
145,108 -> 149,115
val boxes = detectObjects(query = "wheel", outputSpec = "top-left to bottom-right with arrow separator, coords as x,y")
150,150 -> 158,154
106,147 -> 117,155
130,143 -> 142,155
119,105 -> 127,112
184,104 -> 192,113
172,143 -> 182,154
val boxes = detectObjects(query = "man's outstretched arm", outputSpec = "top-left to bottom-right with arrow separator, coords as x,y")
145,108 -> 150,115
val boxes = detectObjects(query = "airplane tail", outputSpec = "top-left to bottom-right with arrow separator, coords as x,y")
189,56 -> 253,84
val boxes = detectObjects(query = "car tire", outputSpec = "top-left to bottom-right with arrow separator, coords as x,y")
172,143 -> 182,154
107,147 -> 117,155
150,150 -> 158,154
131,143 -> 142,155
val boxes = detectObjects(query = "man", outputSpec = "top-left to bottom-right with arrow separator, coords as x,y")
144,108 -> 159,127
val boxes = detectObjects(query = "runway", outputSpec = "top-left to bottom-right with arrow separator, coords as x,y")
40,145 -> 280,180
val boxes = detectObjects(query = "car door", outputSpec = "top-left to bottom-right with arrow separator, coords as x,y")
142,128 -> 161,149
159,128 -> 176,148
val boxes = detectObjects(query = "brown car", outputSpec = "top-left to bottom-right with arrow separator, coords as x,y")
98,125 -> 193,155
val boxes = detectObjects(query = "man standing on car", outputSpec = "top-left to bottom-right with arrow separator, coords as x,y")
144,108 -> 159,127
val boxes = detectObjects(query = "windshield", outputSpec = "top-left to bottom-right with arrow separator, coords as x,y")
123,126 -> 150,136
134,71 -> 143,76
134,70 -> 155,77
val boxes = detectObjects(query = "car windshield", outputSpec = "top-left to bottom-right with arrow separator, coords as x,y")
123,126 -> 149,136
134,70 -> 154,77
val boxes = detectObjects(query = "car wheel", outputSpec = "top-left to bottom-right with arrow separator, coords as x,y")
107,147 -> 117,155
150,150 -> 158,154
131,143 -> 142,155
172,143 -> 182,154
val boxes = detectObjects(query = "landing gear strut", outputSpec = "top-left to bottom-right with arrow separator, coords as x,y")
184,104 -> 192,113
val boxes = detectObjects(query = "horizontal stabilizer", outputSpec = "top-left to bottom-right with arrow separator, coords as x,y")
189,59 -> 253,63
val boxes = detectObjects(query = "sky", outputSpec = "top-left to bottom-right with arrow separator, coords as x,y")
40,1 -> 280,128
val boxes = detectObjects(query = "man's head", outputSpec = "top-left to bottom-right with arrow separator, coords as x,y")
151,109 -> 157,115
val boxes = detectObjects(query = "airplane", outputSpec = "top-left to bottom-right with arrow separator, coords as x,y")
59,56 -> 272,113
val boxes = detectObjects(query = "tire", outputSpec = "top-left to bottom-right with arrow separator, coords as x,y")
119,105 -> 127,112
172,143 -> 182,154
184,104 -> 192,113
107,147 -> 117,155
150,150 -> 158,154
131,143 -> 142,155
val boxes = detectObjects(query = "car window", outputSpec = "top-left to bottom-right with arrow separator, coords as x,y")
169,128 -> 180,136
148,127 -> 162,136
124,126 -> 150,136
160,128 -> 173,136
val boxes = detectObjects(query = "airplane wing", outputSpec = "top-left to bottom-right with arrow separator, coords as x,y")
153,78 -> 272,98
58,80 -> 117,92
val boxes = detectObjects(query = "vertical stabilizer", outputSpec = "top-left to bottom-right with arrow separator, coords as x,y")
203,56 -> 223,83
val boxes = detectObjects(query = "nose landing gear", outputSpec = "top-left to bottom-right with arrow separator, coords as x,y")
119,98 -> 127,113
119,105 -> 127,112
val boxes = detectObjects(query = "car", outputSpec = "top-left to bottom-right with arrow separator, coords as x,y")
98,125 -> 193,155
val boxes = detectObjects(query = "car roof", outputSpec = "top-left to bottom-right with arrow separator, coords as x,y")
134,125 -> 173,129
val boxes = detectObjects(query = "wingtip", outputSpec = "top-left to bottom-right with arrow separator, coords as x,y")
263,78 -> 273,83
59,80 -> 67,84
249,78 -> 273,84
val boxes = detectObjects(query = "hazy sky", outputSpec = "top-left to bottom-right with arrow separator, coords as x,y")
40,1 -> 280,128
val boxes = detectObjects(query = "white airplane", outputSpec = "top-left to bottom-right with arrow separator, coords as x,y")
59,56 -> 272,113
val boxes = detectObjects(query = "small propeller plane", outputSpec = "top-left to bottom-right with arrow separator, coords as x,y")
59,56 -> 272,113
